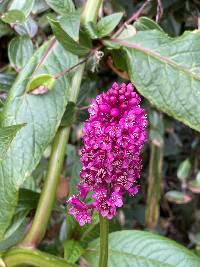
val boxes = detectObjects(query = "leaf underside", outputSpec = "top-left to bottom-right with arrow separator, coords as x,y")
85,230 -> 200,267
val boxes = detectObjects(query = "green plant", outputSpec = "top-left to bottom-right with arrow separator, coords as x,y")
0,0 -> 200,266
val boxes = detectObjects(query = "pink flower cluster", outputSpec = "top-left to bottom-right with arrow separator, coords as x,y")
68,83 -> 148,226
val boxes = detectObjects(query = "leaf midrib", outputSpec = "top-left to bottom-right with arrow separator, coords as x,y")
112,39 -> 200,81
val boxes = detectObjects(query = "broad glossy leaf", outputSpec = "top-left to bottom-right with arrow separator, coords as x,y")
1,10 -> 26,24
46,0 -> 75,15
97,12 -> 123,37
59,10 -> 81,41
49,19 -> 89,56
8,36 -> 34,71
85,230 -> 200,267
9,0 -> 35,17
123,30 -> 200,132
0,125 -> 25,161
0,39 -> 77,239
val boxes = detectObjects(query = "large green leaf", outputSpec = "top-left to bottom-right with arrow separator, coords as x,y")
0,39 -> 77,240
8,36 -> 34,71
85,230 -> 200,267
121,30 -> 200,132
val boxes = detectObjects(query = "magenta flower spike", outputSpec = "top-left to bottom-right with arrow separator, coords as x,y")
68,82 -> 148,226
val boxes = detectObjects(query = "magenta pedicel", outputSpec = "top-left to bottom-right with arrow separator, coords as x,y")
68,82 -> 148,226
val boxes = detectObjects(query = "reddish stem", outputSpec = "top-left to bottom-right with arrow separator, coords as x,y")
113,0 -> 150,37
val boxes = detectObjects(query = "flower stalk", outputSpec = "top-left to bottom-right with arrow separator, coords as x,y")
98,215 -> 109,267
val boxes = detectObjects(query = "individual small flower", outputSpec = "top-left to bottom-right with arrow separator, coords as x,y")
68,82 -> 148,226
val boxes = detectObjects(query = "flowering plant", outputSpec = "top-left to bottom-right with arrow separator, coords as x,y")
68,82 -> 148,226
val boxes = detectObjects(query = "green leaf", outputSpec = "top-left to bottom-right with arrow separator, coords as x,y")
45,0 -> 75,15
64,240 -> 84,263
97,12 -> 123,38
58,10 -> 81,41
123,30 -> 200,133
134,16 -> 164,32
85,230 -> 200,267
61,102 -> 76,127
83,22 -> 98,39
26,74 -> 55,94
8,0 -> 35,17
14,15 -> 38,38
0,125 -> 25,161
79,28 -> 92,48
1,10 -> 26,24
0,39 -> 77,240
49,18 -> 89,56
177,159 -> 191,181
8,36 -> 34,71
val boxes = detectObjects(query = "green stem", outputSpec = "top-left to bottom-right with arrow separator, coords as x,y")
21,65 -> 85,248
81,0 -> 103,24
21,127 -> 70,247
145,140 -> 164,230
98,215 -> 109,267
3,248 -> 77,267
